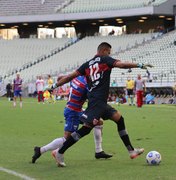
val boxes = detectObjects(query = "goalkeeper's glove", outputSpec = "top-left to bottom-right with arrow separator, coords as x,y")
137,63 -> 154,69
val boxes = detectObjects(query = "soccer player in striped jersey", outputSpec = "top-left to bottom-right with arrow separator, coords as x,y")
12,72 -> 23,108
32,76 -> 112,163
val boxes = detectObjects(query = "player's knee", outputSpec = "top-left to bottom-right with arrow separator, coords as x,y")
97,119 -> 103,125
71,126 -> 92,141
111,111 -> 122,122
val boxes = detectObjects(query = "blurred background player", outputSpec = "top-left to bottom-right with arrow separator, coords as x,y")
145,91 -> 155,104
126,77 -> 135,106
12,72 -> 23,108
6,81 -> 13,101
134,74 -> 146,108
36,76 -> 44,103
47,75 -> 55,103
32,76 -> 112,163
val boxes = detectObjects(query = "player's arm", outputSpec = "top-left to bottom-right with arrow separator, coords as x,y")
53,71 -> 79,89
113,60 -> 153,69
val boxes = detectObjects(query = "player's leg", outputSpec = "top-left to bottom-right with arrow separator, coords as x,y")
93,125 -> 103,153
37,91 -> 40,102
51,94 -> 55,103
55,124 -> 92,166
127,90 -> 131,106
104,104 -> 144,159
19,91 -> 22,108
93,120 -> 112,159
41,91 -> 44,103
130,94 -> 135,106
13,91 -> 17,107
32,108 -> 80,163
136,91 -> 140,107
56,102 -> 106,166
141,91 -> 144,107
138,91 -> 143,107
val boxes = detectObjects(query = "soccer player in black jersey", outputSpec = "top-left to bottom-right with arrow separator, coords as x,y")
51,42 -> 153,167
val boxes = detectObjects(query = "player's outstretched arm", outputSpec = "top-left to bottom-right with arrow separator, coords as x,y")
52,71 -> 79,89
114,60 -> 154,69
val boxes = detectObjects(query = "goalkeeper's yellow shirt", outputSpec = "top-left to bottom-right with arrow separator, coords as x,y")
48,78 -> 53,88
126,80 -> 134,90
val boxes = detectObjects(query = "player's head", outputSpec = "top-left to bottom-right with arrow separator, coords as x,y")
16,72 -> 20,78
127,76 -> 131,81
97,42 -> 112,56
137,74 -> 141,79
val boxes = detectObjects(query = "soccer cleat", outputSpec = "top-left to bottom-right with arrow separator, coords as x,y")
95,151 -> 113,159
52,150 -> 66,167
32,146 -> 41,163
129,148 -> 144,159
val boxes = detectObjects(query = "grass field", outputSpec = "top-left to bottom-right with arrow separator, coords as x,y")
0,97 -> 176,180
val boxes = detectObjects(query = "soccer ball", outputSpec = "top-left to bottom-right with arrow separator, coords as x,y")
146,151 -> 161,165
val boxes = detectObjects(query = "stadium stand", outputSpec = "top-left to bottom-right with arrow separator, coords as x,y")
0,0 -> 65,16
111,29 -> 176,84
61,0 -> 169,13
0,37 -> 72,79
1,33 -> 155,82
0,0 -> 175,101
0,0 -> 169,16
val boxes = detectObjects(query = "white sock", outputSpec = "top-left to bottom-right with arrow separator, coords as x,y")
20,101 -> 22,108
40,137 -> 66,154
93,125 -> 103,153
13,101 -> 16,107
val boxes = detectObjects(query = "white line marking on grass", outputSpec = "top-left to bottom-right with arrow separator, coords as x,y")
0,167 -> 35,180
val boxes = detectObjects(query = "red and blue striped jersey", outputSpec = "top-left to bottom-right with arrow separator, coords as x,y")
66,76 -> 87,112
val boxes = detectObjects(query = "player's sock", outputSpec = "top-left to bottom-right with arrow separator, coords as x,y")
20,101 -> 22,108
128,98 -> 131,105
40,137 -> 66,154
93,125 -> 103,153
116,116 -> 134,151
131,97 -> 134,105
59,126 -> 92,154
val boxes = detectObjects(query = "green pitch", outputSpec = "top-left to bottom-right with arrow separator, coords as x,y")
0,98 -> 176,180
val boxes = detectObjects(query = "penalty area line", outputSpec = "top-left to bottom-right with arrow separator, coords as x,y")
0,167 -> 35,180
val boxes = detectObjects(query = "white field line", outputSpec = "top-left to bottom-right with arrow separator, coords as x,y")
0,167 -> 35,180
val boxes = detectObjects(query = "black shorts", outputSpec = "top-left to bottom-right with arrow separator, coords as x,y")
127,89 -> 133,96
80,100 -> 117,126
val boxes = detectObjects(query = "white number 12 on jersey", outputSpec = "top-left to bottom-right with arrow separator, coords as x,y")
89,63 -> 100,81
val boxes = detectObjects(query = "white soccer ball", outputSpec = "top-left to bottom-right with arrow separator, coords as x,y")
146,151 -> 161,165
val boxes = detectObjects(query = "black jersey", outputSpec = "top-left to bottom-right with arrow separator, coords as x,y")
77,55 -> 116,102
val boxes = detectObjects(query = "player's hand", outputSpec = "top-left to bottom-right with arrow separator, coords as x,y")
137,63 -> 154,69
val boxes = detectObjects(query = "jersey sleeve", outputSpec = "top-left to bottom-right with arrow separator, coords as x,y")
102,56 -> 117,68
76,62 -> 87,75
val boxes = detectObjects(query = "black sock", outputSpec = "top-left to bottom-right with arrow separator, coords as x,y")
59,126 -> 92,154
116,116 -> 134,151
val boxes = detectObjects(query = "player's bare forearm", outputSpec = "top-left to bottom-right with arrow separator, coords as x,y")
56,71 -> 79,87
114,61 -> 138,69
114,60 -> 153,69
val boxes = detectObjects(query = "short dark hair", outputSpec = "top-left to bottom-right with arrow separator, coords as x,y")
97,42 -> 112,51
